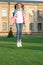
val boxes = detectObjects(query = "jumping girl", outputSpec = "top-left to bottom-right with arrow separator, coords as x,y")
12,3 -> 26,47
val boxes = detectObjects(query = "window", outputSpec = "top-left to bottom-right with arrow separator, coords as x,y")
29,10 -> 34,17
38,23 -> 42,31
30,23 -> 34,31
37,10 -> 42,18
2,10 -> 7,17
3,22 -> 7,30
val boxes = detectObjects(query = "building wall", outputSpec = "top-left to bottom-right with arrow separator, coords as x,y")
0,2 -> 43,36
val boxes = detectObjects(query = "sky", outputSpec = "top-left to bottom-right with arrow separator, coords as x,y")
13,0 -> 43,1
28,0 -> 43,1
14,0 -> 43,1
22,0 -> 43,1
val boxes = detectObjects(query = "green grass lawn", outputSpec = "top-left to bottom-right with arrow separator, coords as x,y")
0,35 -> 43,65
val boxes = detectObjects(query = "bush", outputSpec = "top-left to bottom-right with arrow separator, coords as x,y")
8,27 -> 14,37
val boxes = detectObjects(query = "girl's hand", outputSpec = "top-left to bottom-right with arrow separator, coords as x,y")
23,23 -> 26,27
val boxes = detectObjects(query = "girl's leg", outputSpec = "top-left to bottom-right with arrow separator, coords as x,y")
19,23 -> 23,47
16,23 -> 20,41
16,23 -> 21,47
16,23 -> 23,47
19,23 -> 23,41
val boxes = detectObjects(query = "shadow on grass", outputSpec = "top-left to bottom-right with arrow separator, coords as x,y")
0,43 -> 43,51
0,35 -> 43,43
0,44 -> 15,49
23,46 -> 43,51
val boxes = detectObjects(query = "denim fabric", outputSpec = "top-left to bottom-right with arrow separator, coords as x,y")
16,23 -> 23,40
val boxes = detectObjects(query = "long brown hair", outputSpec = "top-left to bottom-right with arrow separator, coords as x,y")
14,3 -> 24,9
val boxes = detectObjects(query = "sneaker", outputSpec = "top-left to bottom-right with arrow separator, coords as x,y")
17,42 -> 20,47
17,42 -> 22,47
19,42 -> 22,47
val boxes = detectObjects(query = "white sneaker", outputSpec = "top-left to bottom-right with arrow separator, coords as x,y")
19,42 -> 22,47
17,42 -> 20,47
17,42 -> 22,47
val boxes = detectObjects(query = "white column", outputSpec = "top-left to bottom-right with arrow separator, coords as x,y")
42,21 -> 43,32
24,5 -> 31,34
0,5 -> 2,32
34,6 -> 38,32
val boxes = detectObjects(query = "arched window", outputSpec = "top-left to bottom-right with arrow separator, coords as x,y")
30,23 -> 34,32
38,23 -> 42,31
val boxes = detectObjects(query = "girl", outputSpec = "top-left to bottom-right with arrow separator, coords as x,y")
12,3 -> 26,47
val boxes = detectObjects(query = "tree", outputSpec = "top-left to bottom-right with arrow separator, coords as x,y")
8,27 -> 14,37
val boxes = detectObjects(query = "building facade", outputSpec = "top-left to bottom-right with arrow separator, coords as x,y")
0,2 -> 43,36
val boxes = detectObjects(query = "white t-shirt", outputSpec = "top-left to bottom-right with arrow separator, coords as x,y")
16,10 -> 23,23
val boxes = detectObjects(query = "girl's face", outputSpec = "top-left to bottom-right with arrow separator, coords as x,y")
17,4 -> 22,9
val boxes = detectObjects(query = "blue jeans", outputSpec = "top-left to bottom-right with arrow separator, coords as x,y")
16,23 -> 23,40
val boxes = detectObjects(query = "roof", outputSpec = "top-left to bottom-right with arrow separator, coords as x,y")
0,0 -> 43,3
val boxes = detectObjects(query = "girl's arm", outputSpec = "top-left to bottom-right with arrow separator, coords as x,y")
12,13 -> 17,25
